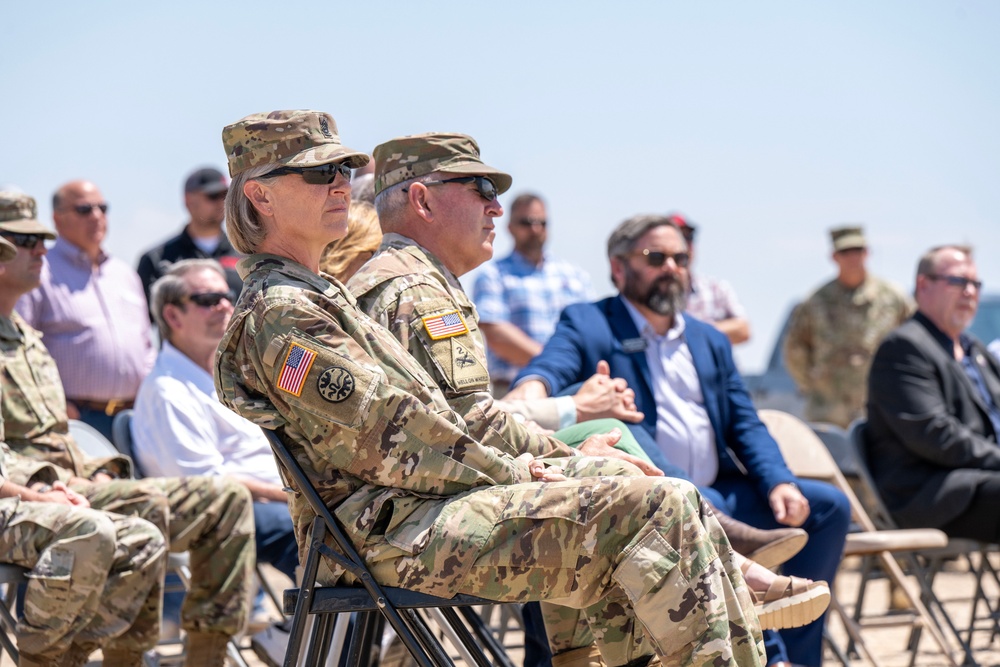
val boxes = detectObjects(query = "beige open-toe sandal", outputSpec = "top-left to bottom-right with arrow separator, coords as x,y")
741,560 -> 831,630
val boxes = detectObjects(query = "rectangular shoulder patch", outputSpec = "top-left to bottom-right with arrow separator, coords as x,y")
421,310 -> 469,340
277,342 -> 318,396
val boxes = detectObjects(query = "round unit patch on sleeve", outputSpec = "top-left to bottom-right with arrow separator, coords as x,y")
317,366 -> 356,403
421,310 -> 469,340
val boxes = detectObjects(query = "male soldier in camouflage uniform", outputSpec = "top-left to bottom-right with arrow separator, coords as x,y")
0,230 -> 166,667
215,110 -> 765,667
0,191 -> 256,667
348,133 -> 810,666
1,443 -> 167,667
784,226 -> 913,427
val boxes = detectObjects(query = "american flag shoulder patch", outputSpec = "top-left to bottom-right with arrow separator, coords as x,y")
277,342 -> 318,396
421,310 -> 469,340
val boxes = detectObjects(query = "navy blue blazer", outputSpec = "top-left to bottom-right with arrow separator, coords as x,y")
515,296 -> 796,498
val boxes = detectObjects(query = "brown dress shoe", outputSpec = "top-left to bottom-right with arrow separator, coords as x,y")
712,508 -> 808,568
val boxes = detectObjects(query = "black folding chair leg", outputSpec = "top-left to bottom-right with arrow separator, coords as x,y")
459,605 -> 517,667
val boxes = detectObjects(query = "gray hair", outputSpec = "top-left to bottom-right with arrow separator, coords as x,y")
916,244 -> 974,281
224,164 -> 280,254
606,214 -> 683,259
374,172 -> 438,233
151,258 -> 227,342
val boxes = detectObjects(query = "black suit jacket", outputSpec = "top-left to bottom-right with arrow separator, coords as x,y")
866,312 -> 1000,528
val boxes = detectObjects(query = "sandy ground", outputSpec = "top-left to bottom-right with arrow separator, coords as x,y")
5,553 -> 1000,666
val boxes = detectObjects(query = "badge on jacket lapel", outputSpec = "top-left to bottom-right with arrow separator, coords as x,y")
621,337 -> 648,353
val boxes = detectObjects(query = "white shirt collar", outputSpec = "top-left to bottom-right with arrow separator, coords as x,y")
620,296 -> 686,342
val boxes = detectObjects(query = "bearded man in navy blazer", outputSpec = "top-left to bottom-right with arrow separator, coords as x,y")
511,214 -> 850,667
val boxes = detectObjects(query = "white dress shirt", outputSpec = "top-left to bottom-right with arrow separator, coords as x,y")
131,341 -> 281,484
622,300 -> 718,486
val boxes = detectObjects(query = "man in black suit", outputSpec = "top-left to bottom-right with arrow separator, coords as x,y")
867,244 -> 1000,542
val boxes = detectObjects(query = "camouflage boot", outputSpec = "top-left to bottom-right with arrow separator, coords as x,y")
551,645 -> 606,667
102,646 -> 148,666
185,631 -> 230,666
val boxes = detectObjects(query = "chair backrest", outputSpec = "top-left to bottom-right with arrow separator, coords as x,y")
846,420 -> 904,531
68,419 -> 119,459
758,409 -> 877,532
109,409 -> 148,478
810,422 -> 860,477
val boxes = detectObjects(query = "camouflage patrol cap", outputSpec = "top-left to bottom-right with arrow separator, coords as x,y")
830,225 -> 867,252
222,110 -> 370,177
373,132 -> 512,196
0,191 -> 57,250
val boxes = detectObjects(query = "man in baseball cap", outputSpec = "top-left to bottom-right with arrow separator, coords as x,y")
137,166 -> 242,308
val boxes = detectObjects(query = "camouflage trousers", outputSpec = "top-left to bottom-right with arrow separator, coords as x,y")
71,475 -> 256,647
365,457 -> 764,667
0,497 -> 166,660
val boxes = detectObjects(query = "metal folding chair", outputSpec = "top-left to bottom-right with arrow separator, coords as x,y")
759,409 -> 961,667
0,563 -> 27,663
260,428 -> 515,667
850,419 -> 1000,664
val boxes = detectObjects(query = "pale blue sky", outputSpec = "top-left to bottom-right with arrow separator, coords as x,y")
5,1 -> 999,371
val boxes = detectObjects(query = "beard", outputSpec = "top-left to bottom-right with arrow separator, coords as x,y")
622,267 -> 688,318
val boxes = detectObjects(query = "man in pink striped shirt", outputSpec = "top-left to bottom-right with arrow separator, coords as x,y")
16,180 -> 155,440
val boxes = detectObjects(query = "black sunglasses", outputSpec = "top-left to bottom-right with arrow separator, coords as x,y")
266,163 -> 352,185
205,191 -> 228,201
926,274 -> 983,291
185,291 -> 235,308
0,232 -> 46,250
71,203 -> 109,216
517,218 -> 547,228
629,249 -> 690,269
405,175 -> 499,202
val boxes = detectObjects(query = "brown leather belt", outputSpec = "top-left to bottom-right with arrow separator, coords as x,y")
68,398 -> 134,417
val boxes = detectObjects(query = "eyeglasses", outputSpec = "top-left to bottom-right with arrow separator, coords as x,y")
0,232 -> 46,250
517,218 -> 547,228
629,249 -> 690,269
185,291 -> 235,308
205,191 -> 228,201
70,203 -> 109,216
926,274 -> 983,291
266,162 -> 352,185
405,175 -> 499,202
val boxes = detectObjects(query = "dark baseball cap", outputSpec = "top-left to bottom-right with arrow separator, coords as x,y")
184,167 -> 229,195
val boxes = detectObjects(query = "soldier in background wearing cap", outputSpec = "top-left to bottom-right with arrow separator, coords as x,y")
784,226 -> 913,428
216,110 -> 768,667
137,166 -> 243,309
669,213 -> 751,346
0,192 -> 256,667
15,180 -> 154,441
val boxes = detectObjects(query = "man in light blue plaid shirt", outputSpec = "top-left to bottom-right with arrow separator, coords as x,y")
473,193 -> 591,392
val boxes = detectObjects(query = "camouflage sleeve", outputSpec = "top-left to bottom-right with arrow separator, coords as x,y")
782,302 -> 813,393
369,282 -> 575,461
250,303 -> 532,494
0,443 -> 63,487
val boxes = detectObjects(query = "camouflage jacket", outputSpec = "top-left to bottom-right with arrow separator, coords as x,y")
215,255 -> 546,593
0,313 -> 132,480
784,274 -> 913,427
348,234 -> 571,460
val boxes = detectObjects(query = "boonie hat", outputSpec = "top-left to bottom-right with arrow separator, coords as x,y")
830,225 -> 867,252
185,167 -> 229,195
0,191 -> 58,244
373,132 -> 512,196
222,110 -> 370,177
